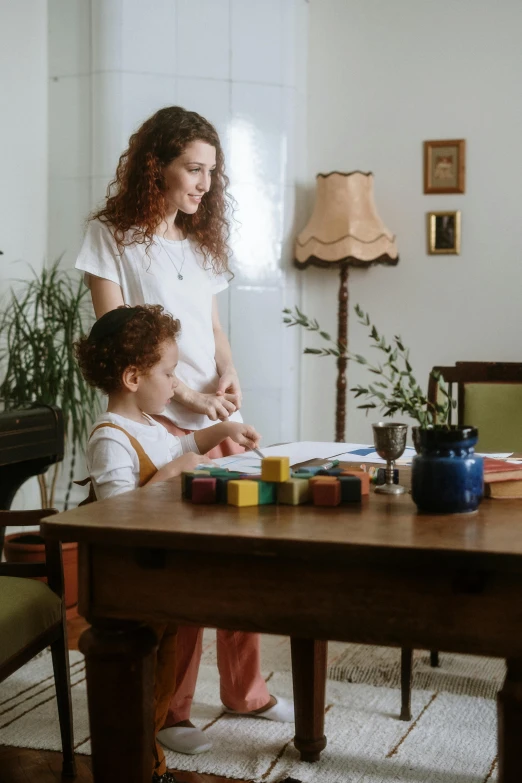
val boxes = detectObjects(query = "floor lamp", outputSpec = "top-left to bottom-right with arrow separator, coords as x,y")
294,171 -> 399,442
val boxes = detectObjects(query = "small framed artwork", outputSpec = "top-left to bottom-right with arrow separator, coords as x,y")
427,210 -> 461,255
424,139 -> 466,194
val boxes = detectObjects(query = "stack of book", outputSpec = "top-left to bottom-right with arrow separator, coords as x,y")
484,458 -> 522,498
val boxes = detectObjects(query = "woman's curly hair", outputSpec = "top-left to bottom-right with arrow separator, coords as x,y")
75,305 -> 181,395
91,106 -> 233,273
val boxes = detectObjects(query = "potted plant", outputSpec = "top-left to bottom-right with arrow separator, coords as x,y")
0,260 -> 101,610
283,304 -> 484,513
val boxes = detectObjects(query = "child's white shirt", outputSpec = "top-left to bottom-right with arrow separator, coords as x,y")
86,412 -> 199,500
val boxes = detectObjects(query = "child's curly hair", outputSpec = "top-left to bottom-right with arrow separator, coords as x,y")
75,305 -> 181,395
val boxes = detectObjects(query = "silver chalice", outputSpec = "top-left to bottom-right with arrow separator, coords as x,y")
372,422 -> 408,495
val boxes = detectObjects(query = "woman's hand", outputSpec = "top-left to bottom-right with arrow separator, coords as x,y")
225,422 -> 261,451
216,367 -> 242,409
190,391 -> 237,421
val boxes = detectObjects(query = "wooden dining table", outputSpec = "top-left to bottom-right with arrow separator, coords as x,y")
41,467 -> 522,783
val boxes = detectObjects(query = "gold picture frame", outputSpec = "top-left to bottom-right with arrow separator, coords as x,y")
427,210 -> 461,255
424,139 -> 466,194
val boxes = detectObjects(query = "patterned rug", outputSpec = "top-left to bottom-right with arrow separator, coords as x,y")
0,633 -> 502,782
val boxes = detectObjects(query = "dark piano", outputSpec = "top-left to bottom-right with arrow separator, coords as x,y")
0,405 -> 64,552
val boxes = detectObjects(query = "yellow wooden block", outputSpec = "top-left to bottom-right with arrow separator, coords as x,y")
227,480 -> 259,507
261,457 -> 290,483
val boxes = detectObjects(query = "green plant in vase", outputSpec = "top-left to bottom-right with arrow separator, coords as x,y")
282,303 -> 455,432
0,261 -> 101,508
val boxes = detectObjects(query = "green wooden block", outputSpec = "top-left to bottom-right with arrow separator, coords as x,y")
277,478 -> 310,505
257,481 -> 277,505
205,467 -> 234,476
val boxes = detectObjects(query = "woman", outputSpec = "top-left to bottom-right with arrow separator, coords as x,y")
75,106 -> 293,756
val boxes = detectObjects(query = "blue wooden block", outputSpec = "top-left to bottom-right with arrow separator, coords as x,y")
376,468 -> 399,485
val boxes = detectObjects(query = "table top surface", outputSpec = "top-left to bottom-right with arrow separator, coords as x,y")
41,466 -> 522,569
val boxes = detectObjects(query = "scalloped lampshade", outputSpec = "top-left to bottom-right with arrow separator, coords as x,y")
295,171 -> 398,268
294,170 -> 399,441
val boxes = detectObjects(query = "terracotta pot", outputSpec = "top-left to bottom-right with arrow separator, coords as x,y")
3,532 -> 78,617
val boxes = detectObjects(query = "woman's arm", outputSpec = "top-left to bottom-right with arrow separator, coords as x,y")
89,276 -> 125,318
212,296 -> 242,407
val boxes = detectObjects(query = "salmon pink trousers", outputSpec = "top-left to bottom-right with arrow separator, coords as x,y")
153,416 -> 271,726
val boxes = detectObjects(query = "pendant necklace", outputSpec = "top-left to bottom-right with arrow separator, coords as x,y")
161,238 -> 186,281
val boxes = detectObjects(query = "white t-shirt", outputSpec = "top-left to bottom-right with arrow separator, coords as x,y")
86,412 -> 199,500
75,219 -> 242,430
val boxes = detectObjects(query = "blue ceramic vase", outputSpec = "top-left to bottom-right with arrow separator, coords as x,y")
411,426 -> 483,514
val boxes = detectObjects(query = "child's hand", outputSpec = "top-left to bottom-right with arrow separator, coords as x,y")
144,452 -> 214,486
172,452 -> 214,475
226,422 -> 261,450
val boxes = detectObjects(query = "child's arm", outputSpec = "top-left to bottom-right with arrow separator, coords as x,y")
144,452 -> 212,486
193,421 -> 261,456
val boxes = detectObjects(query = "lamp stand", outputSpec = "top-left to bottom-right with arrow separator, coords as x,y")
336,263 -> 349,442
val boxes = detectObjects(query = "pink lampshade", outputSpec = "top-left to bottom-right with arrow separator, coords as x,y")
294,171 -> 399,268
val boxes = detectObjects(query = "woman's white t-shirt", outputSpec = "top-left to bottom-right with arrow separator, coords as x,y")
75,219 -> 242,430
87,412 -> 198,500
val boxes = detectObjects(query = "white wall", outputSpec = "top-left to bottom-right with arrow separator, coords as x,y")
0,0 -> 47,288
48,0 -> 308,451
303,0 -> 522,444
0,0 -> 48,513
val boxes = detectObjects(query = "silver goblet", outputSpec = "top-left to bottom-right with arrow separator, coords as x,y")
372,422 -> 408,495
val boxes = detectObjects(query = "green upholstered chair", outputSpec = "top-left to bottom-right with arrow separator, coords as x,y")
399,361 -> 522,721
0,509 -> 75,777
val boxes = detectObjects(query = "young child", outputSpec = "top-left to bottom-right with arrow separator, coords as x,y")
75,303 -> 261,783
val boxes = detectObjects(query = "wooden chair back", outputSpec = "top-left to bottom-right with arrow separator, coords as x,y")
427,362 -> 522,452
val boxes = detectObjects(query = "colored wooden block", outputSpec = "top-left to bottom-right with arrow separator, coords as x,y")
311,479 -> 341,507
340,469 -> 370,495
308,475 -> 338,486
376,467 -> 399,485
257,480 -> 277,505
205,467 -> 234,477
339,476 -> 362,503
292,466 -> 322,476
227,480 -> 259,507
261,457 -> 290,482
182,470 -> 210,500
214,472 -> 243,503
277,478 -> 310,505
191,477 -> 217,504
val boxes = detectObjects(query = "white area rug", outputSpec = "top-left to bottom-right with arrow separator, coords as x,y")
0,634 -> 501,782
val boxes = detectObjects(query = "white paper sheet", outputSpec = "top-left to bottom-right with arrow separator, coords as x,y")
477,452 -> 513,459
200,448 -> 516,474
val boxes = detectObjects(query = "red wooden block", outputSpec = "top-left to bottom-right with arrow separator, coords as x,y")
191,477 -> 217,504
311,479 -> 341,507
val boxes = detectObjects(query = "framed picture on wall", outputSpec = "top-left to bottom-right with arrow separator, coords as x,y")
423,139 -> 466,194
427,210 -> 461,255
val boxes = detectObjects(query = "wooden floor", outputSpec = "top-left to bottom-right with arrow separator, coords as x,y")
0,613 -> 252,783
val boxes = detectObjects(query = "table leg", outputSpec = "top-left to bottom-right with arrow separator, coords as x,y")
79,621 -> 158,783
290,638 -> 328,762
498,658 -> 522,783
